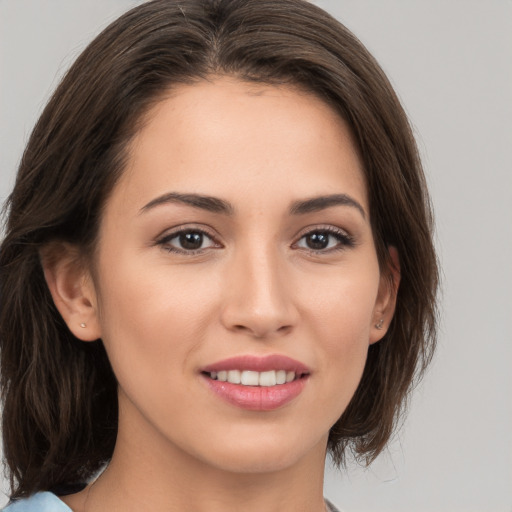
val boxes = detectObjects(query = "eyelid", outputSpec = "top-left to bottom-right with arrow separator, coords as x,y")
294,223 -> 351,238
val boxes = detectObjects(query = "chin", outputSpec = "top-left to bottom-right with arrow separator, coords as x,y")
187,427 -> 327,475
205,449 -> 306,475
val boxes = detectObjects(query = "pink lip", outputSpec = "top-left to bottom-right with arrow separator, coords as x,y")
200,354 -> 310,411
201,354 -> 310,374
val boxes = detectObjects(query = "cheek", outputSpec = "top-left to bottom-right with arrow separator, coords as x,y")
92,261 -> 225,441
303,267 -> 378,346
300,268 -> 379,408
93,254 -> 221,388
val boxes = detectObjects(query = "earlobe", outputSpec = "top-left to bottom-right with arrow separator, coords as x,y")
369,246 -> 400,344
40,243 -> 101,342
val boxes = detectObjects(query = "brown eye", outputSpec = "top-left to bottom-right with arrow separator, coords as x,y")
159,229 -> 218,253
304,232 -> 330,250
296,229 -> 354,252
179,232 -> 204,250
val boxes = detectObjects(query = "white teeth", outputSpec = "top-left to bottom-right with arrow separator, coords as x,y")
208,370 -> 299,386
241,371 -> 259,386
276,370 -> 286,385
259,370 -> 277,387
227,370 -> 241,384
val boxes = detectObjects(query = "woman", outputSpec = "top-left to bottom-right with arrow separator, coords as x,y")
0,0 -> 438,511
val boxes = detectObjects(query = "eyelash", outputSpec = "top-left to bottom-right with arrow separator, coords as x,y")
156,226 -> 355,255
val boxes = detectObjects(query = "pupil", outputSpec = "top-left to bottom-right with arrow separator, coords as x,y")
307,232 -> 329,250
180,232 -> 203,250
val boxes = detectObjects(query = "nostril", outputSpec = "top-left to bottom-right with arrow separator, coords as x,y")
231,323 -> 293,338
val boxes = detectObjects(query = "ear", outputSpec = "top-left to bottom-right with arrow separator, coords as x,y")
40,242 -> 102,341
369,246 -> 400,344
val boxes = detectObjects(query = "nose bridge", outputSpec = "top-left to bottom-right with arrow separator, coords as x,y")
221,237 -> 296,337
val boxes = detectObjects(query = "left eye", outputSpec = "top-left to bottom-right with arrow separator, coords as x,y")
295,230 -> 352,251
160,230 -> 217,252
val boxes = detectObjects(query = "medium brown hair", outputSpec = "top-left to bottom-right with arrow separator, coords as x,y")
0,0 -> 438,499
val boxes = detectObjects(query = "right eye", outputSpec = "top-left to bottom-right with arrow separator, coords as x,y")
157,229 -> 219,254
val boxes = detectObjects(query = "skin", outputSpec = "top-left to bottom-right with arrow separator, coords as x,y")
44,78 -> 398,512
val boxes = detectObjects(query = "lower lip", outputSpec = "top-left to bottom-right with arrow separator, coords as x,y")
202,375 -> 308,411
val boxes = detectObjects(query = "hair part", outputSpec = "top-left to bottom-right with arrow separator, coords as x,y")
0,0 -> 438,498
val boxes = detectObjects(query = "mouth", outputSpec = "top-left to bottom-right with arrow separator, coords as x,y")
200,354 -> 310,410
202,369 -> 308,387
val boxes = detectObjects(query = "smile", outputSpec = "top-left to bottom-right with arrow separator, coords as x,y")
206,369 -> 303,387
201,355 -> 310,410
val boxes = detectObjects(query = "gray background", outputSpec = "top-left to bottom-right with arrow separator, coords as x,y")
1,1 -> 511,510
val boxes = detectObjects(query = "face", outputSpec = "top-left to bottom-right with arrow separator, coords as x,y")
64,78 -> 394,475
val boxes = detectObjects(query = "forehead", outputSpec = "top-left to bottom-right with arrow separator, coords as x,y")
113,77 -> 367,215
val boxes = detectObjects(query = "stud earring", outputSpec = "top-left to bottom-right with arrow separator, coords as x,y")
375,319 -> 384,330
80,322 -> 87,328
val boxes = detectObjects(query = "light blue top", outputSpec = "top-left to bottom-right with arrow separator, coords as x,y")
2,492 -> 71,511
3,492 -> 342,511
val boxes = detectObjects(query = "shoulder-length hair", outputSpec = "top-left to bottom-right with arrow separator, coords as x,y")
0,0 -> 438,499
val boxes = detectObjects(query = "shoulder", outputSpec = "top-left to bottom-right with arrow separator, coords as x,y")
5,493 -> 341,512
325,497 -> 345,512
2,492 -> 72,512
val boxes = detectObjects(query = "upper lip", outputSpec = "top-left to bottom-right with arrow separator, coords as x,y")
201,354 -> 310,374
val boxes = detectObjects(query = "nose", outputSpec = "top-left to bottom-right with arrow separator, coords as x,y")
220,245 -> 299,339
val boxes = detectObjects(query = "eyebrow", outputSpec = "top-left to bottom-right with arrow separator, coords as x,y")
140,192 -> 234,215
139,192 -> 365,219
290,194 -> 366,219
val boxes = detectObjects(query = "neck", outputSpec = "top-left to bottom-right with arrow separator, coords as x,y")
93,451 -> 327,512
